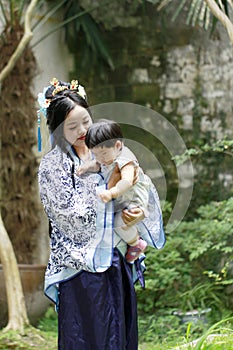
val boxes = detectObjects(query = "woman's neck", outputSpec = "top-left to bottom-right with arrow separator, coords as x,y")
73,144 -> 91,162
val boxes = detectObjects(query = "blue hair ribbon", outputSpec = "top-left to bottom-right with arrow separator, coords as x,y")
37,110 -> 42,152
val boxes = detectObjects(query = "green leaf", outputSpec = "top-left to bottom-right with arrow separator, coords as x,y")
77,13 -> 114,70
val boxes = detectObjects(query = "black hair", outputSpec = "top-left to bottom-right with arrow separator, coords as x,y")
45,80 -> 91,151
85,119 -> 123,149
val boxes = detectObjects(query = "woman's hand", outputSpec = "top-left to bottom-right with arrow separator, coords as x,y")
121,207 -> 145,226
108,164 -> 139,189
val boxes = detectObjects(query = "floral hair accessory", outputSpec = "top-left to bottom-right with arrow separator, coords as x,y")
75,83 -> 87,100
37,86 -> 51,115
52,85 -> 68,96
50,77 -> 59,87
70,80 -> 78,89
50,77 -> 87,100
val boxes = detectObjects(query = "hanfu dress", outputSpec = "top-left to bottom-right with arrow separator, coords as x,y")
38,144 -> 165,350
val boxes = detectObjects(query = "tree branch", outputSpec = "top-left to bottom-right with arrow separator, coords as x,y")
204,0 -> 233,45
0,0 -> 39,84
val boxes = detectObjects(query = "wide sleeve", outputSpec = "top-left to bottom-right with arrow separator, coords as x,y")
38,149 -> 98,245
137,175 -> 166,249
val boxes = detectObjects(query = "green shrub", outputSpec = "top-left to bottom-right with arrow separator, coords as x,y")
137,197 -> 233,335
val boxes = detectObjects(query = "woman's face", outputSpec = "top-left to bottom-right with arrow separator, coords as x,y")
64,105 -> 92,147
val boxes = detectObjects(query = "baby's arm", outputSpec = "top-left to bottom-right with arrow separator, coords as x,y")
77,160 -> 100,176
99,162 -> 135,203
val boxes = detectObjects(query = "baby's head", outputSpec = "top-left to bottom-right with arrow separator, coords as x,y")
85,119 -> 123,165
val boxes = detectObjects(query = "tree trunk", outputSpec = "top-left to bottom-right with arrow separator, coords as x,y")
0,0 -> 39,333
0,215 -> 29,333
0,0 -> 38,84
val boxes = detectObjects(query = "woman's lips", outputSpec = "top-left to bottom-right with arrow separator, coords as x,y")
78,135 -> 86,140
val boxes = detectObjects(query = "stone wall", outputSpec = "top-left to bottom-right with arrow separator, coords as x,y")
73,2 -> 233,216
159,43 -> 233,137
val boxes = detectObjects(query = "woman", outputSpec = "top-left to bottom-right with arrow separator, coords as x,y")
38,78 -> 165,349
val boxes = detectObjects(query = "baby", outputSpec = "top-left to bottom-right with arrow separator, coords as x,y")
78,119 -> 149,262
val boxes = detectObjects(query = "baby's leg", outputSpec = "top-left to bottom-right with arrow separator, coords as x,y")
114,212 -> 147,263
114,212 -> 139,245
114,213 -> 147,263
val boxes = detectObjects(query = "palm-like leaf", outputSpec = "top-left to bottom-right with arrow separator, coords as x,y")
0,0 -> 28,24
31,0 -> 114,71
151,0 -> 232,30
32,0 -> 67,31
63,1 -> 114,71
0,1 -> 8,24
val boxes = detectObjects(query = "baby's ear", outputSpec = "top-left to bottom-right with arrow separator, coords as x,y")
115,140 -> 122,151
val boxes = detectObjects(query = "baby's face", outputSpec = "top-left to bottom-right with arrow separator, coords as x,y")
91,142 -> 121,165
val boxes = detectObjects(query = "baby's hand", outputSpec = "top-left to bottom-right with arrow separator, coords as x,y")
98,189 -> 113,203
77,160 -> 100,176
77,163 -> 90,176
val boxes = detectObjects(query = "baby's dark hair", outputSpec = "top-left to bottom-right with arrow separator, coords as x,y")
85,119 -> 123,149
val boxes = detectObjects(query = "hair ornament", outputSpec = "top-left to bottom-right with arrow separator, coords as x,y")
50,77 -> 59,87
70,79 -> 79,90
47,77 -> 87,100
37,85 -> 51,152
37,109 -> 42,152
52,85 -> 68,96
76,84 -> 87,100
38,86 -> 51,113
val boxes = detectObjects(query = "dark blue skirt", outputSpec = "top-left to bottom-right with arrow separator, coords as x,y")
58,248 -> 138,350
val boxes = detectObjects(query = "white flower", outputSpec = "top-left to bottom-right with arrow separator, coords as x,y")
78,85 -> 87,100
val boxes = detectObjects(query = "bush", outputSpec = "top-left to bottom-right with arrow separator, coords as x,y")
137,197 -> 233,337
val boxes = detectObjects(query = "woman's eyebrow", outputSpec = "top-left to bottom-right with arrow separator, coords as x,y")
66,121 -> 78,126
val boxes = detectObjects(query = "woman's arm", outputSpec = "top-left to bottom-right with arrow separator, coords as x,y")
38,152 -> 97,241
122,207 -> 145,226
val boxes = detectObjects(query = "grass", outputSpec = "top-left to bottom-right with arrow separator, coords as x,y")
0,327 -> 57,350
0,307 -> 58,350
0,309 -> 233,349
